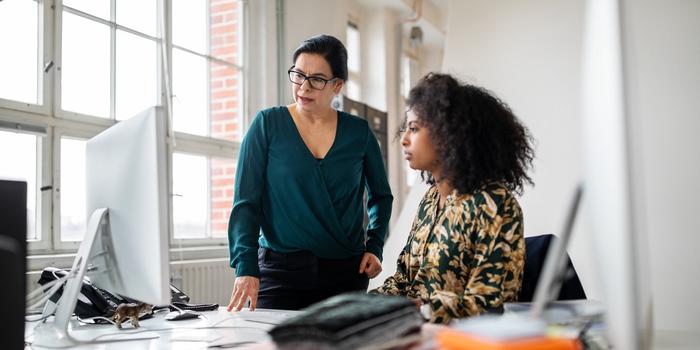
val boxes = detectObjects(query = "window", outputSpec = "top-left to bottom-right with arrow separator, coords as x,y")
0,0 -> 40,105
173,153 -> 209,239
59,137 -> 86,242
345,21 -> 361,101
172,0 -> 243,141
60,11 -> 111,118
401,54 -> 420,188
0,0 -> 245,253
173,153 -> 235,240
0,130 -> 41,241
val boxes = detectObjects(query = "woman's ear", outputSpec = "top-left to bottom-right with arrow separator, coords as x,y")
333,80 -> 345,95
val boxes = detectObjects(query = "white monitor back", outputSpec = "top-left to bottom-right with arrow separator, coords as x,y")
85,106 -> 170,305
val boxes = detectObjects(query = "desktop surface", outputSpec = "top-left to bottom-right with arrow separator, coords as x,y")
25,307 -> 298,350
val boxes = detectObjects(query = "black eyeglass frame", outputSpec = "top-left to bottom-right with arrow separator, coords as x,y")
287,66 -> 340,90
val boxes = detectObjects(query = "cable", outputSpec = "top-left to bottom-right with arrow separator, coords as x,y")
25,313 -> 54,323
26,273 -> 77,311
25,269 -> 74,304
24,269 -> 80,323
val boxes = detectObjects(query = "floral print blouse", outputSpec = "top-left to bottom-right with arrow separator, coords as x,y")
372,183 -> 525,324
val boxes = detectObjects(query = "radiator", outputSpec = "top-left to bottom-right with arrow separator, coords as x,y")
26,258 -> 235,307
171,258 -> 234,306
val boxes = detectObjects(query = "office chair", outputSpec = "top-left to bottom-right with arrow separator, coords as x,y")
518,234 -> 586,302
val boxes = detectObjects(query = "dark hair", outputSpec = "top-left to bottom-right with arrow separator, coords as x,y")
292,34 -> 348,80
405,73 -> 535,195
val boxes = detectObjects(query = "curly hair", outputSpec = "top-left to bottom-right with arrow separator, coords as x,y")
404,73 -> 535,195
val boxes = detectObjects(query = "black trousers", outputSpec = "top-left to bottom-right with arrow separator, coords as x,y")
257,248 -> 369,310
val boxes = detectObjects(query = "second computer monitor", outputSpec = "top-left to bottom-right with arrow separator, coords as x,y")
85,106 -> 170,305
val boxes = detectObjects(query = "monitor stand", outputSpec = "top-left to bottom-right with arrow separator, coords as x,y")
30,208 -> 158,347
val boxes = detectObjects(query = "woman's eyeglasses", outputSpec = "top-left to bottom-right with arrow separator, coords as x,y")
288,67 -> 338,90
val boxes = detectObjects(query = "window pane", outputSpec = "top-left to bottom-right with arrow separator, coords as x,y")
173,0 -> 207,54
0,131 -> 40,240
116,0 -> 157,37
209,0 -> 242,65
173,153 -> 208,239
116,30 -> 158,121
346,79 -> 360,101
210,60 -> 242,141
63,0 -> 109,20
173,49 -> 207,136
61,12 -> 110,118
346,23 -> 360,73
210,157 -> 235,238
0,0 -> 39,104
60,138 -> 86,242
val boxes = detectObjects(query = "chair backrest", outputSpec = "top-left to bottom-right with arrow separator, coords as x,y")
518,234 -> 586,302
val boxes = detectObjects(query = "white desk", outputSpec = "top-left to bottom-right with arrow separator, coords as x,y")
25,308 -> 298,349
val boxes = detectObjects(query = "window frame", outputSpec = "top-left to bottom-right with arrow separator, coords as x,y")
170,132 -> 239,247
0,0 -> 246,255
345,20 -> 362,101
52,127 -> 99,252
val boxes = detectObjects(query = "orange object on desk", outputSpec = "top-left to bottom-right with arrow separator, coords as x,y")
436,329 -> 582,350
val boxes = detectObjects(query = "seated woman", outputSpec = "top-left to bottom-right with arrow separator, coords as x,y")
371,73 -> 535,324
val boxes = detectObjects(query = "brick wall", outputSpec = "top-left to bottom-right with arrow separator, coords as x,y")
210,0 -> 240,238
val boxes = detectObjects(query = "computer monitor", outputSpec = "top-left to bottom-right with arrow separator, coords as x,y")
32,107 -> 170,347
0,180 -> 27,350
529,184 -> 583,318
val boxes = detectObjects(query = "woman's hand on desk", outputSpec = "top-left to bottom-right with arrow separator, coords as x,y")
359,252 -> 382,278
227,276 -> 260,312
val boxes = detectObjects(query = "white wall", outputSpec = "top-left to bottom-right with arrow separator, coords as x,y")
622,0 -> 700,335
442,0 -> 600,300
282,0 -> 350,105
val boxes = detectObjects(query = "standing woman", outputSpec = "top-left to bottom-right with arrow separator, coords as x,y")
372,73 -> 534,324
227,35 -> 393,311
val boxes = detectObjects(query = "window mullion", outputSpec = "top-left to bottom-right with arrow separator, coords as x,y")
52,0 -> 63,118
35,126 -> 53,251
206,0 -> 213,140
161,0 -> 176,247
206,157 -> 212,239
39,0 -> 54,115
109,0 -> 116,120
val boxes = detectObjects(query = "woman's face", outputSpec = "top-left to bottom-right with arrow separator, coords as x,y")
290,53 -> 343,113
401,109 -> 439,172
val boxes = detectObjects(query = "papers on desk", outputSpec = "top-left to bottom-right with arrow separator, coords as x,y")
504,299 -> 605,325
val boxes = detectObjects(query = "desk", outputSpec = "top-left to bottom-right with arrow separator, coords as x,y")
25,308 -> 298,349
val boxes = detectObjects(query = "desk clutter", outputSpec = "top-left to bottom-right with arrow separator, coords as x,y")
35,266 -> 218,327
269,293 -> 424,350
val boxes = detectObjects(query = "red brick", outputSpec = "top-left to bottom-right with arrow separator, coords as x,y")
211,15 -> 223,24
211,24 -> 235,36
211,2 -> 236,13
212,178 -> 234,187
212,200 -> 232,209
212,113 -> 234,122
